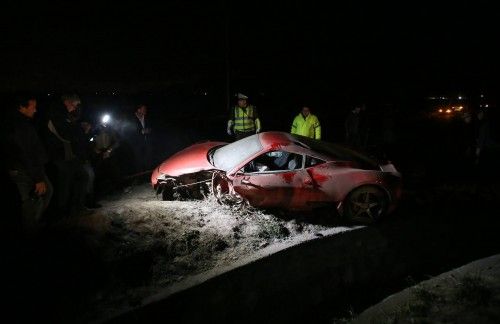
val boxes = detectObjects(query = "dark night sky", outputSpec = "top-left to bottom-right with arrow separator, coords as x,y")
1,0 -> 498,96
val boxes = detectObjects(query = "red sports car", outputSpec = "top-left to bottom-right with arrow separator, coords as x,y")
151,132 -> 402,223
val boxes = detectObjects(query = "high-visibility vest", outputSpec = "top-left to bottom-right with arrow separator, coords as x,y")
233,105 -> 257,132
291,113 -> 321,139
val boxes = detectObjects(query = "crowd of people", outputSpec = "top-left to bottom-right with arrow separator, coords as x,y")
2,93 -> 154,236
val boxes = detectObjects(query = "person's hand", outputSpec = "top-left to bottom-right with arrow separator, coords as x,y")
34,182 -> 47,196
103,149 -> 111,159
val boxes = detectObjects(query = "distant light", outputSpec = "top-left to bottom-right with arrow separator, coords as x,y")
446,109 -> 452,113
438,109 -> 443,113
102,114 -> 111,124
458,96 -> 462,100
47,93 -> 51,97
480,94 -> 484,98
89,137 -> 94,142
485,104 -> 489,108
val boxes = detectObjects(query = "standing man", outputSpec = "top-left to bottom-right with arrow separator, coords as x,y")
227,93 -> 261,140
4,95 -> 53,233
345,105 -> 362,146
46,93 -> 90,217
290,106 -> 321,140
129,103 -> 152,173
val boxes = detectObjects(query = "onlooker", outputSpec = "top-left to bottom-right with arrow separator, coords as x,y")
459,111 -> 476,164
475,109 -> 493,166
345,105 -> 362,146
45,94 -> 90,217
227,93 -> 261,140
89,113 -> 122,195
80,119 -> 100,208
127,103 -> 153,174
290,106 -> 321,140
4,94 -> 53,234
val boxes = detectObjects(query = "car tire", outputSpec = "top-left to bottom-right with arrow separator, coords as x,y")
343,185 -> 388,224
161,182 -> 175,201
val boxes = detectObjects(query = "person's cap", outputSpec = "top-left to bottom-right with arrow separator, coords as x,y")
236,93 -> 248,100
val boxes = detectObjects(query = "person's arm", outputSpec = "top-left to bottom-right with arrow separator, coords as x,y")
227,107 -> 234,135
291,116 -> 298,134
253,106 -> 261,133
314,116 -> 321,140
255,118 -> 261,133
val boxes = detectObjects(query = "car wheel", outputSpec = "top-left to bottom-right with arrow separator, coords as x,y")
343,186 -> 388,224
161,182 -> 175,201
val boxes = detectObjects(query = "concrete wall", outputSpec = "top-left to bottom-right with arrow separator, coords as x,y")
107,226 -> 405,323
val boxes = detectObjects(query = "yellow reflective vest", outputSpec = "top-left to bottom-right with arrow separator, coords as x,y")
231,105 -> 260,132
291,113 -> 321,139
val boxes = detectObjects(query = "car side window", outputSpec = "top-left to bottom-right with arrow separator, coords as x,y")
305,156 -> 325,168
244,150 -> 303,173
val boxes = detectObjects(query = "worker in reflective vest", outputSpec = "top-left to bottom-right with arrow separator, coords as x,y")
227,93 -> 262,140
291,106 -> 321,140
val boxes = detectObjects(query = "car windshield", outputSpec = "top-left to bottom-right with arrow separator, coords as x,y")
212,134 -> 263,172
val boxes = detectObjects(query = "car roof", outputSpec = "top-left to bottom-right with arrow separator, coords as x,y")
258,132 -> 382,169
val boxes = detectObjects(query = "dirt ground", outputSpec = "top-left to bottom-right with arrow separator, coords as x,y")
32,182 -> 334,323
6,174 -> 500,323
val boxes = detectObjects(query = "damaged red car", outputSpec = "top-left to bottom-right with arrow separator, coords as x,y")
151,131 -> 402,223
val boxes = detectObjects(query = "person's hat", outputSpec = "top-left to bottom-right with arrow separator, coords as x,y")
236,93 -> 248,100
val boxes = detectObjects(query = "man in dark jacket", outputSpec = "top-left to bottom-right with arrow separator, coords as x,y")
345,105 -> 362,146
45,94 -> 90,217
122,103 -> 152,174
4,95 -> 53,233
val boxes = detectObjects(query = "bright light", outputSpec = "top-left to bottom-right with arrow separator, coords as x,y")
102,114 -> 111,124
458,96 -> 462,100
485,104 -> 489,108
89,137 -> 94,142
446,109 -> 452,113
439,109 -> 443,113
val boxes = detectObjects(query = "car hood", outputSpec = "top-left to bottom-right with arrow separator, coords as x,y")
156,141 -> 227,178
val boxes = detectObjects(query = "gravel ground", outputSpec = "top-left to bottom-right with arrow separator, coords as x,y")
45,183 -> 334,323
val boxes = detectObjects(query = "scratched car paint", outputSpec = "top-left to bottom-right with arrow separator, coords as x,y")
151,132 -> 402,223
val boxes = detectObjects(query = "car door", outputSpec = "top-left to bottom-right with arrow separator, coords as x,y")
232,150 -> 315,209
